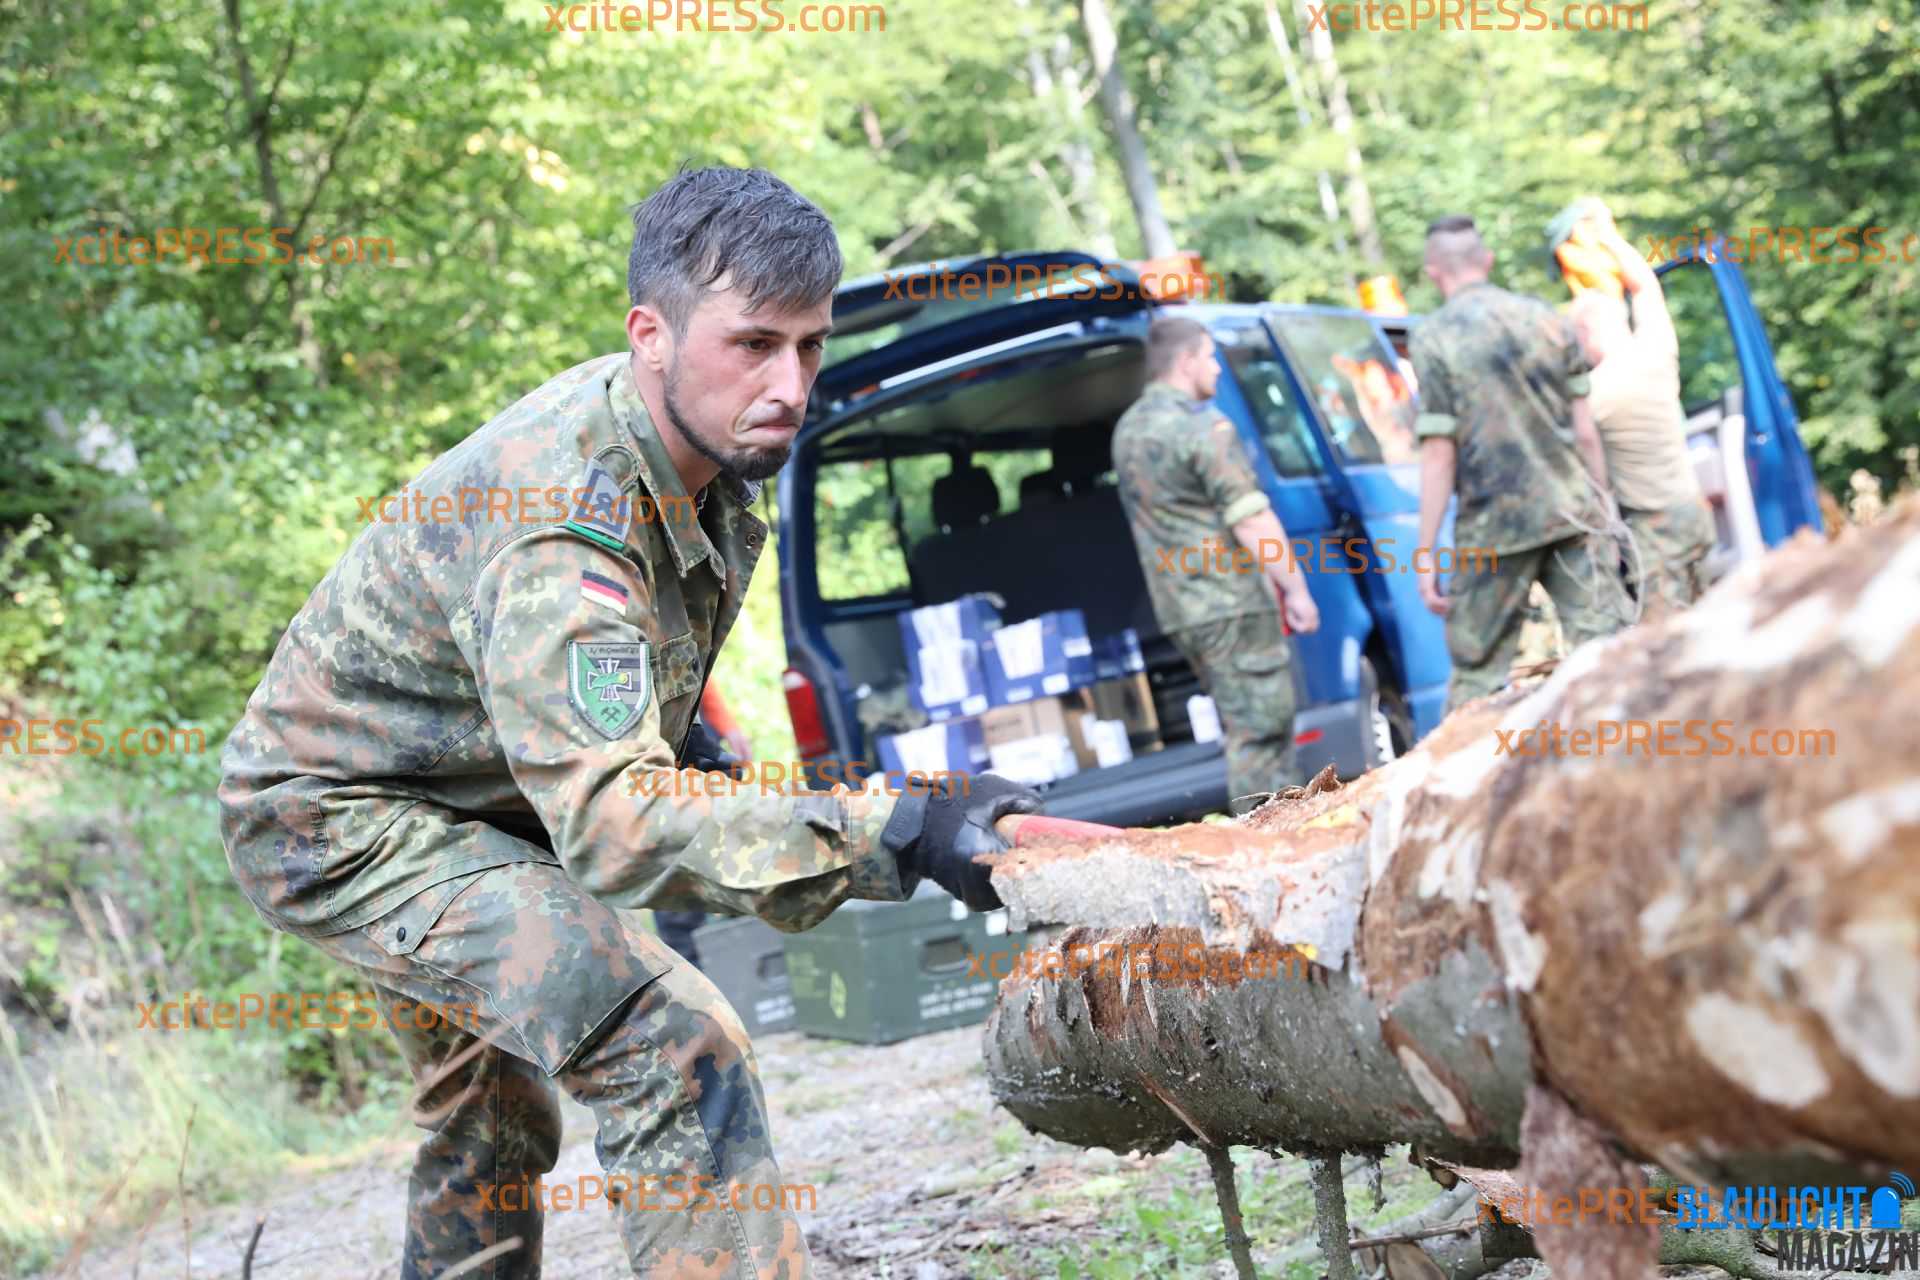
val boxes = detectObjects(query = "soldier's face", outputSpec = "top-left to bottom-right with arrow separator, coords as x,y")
660,284 -> 834,483
1184,337 -> 1220,400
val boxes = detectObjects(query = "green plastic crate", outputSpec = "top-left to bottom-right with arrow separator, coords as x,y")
692,915 -> 794,1036
784,882 -> 1024,1044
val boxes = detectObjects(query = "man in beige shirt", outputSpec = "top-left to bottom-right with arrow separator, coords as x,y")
1569,220 -> 1719,619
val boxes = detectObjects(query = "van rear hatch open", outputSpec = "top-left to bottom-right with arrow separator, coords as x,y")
783,264 -> 1245,823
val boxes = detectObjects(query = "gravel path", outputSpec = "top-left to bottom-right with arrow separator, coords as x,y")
56,1022 -> 1244,1279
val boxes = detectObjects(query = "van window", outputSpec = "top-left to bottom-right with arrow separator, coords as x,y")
1214,324 -> 1323,478
1268,311 -> 1418,466
814,450 -> 1051,601
815,458 -> 914,601
1657,262 -> 1741,414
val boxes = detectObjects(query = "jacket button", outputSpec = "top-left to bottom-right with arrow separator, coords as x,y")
397,927 -> 407,942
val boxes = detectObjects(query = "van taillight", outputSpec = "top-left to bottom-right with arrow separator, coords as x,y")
783,667 -> 832,758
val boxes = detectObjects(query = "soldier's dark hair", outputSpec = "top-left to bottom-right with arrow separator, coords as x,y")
1425,214 -> 1490,272
1145,315 -> 1211,380
628,166 -> 843,337
1426,214 -> 1478,238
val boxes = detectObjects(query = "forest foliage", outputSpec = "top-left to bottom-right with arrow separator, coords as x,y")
8,0 -> 1918,1017
2,0 -> 1917,1268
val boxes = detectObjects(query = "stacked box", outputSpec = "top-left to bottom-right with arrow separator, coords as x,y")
983,610 -> 1095,705
875,718 -> 989,782
691,916 -> 795,1036
784,882 -> 1024,1044
1090,628 -> 1146,682
899,595 -> 1001,722
1088,673 -> 1161,751
980,697 -> 1087,786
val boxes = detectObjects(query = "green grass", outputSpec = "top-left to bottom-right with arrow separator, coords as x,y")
966,1147 -> 1446,1279
0,766 -> 419,1276
0,999 -> 414,1276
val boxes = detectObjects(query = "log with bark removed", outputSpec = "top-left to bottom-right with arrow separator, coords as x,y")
982,506 -> 1920,1276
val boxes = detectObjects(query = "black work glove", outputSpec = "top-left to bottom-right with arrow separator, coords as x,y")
680,719 -> 747,778
881,773 -> 1043,911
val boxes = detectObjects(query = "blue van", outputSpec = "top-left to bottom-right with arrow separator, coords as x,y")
777,247 -> 1823,825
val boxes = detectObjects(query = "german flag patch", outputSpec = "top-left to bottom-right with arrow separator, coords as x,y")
580,570 -> 628,614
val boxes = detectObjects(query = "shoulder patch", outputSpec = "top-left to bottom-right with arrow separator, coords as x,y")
592,443 -> 639,488
564,463 -> 632,554
568,641 -> 651,739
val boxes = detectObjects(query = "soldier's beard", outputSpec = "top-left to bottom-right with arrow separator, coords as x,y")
664,360 -> 793,484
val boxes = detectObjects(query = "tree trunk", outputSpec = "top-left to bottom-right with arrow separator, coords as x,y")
1016,0 -> 1118,257
1049,32 -> 1119,258
1079,0 -> 1176,257
1294,0 -> 1385,267
1262,0 -> 1354,292
985,507 -> 1920,1276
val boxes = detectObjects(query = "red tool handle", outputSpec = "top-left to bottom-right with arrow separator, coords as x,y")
995,813 -> 1126,846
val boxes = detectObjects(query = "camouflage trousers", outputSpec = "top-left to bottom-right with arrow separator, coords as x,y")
304,860 -> 808,1279
1445,532 -> 1632,712
1169,606 -> 1297,811
1621,498 -> 1718,622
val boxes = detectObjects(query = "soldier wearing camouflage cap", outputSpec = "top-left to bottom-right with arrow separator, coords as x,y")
1112,315 -> 1321,811
218,166 -> 1039,1278
1410,215 -> 1632,709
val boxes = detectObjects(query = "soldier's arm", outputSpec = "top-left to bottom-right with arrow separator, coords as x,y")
1187,418 -> 1318,630
1231,506 -> 1319,632
455,526 -> 912,932
1189,415 -> 1275,530
1597,227 -> 1677,357
1555,313 -> 1613,496
1570,396 -> 1612,494
1409,332 -> 1459,585
1415,438 -> 1456,616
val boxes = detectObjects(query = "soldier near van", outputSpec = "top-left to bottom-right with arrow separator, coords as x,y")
1112,315 -> 1321,811
1560,206 -> 1720,618
218,166 -> 1040,1280
1410,214 -> 1632,710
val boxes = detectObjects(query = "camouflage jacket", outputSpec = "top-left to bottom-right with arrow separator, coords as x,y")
1409,281 -> 1609,554
218,354 -> 909,938
1111,380 -> 1276,632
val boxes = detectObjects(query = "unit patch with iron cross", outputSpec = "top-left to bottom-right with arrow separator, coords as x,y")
567,641 -> 651,739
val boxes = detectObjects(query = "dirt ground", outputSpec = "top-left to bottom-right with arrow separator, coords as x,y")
55,1016 -> 1426,1280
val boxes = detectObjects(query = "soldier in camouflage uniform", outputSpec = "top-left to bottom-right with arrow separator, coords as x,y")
1112,315 -> 1321,811
1411,214 -> 1632,711
218,167 -> 1039,1279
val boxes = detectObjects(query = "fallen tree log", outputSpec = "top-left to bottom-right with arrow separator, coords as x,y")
982,506 -> 1920,1276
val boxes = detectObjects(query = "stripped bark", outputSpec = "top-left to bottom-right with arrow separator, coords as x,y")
984,507 -> 1920,1260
